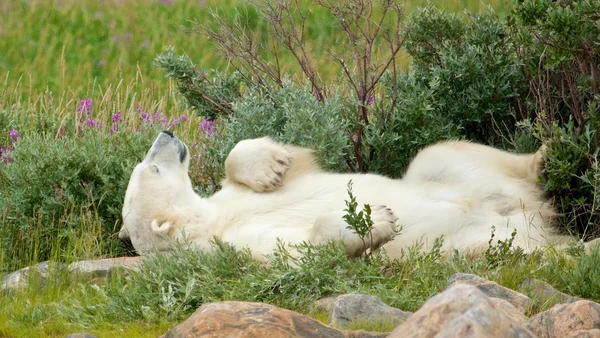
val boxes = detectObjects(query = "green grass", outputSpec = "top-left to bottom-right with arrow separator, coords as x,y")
1,0 -> 511,100
0,240 -> 599,336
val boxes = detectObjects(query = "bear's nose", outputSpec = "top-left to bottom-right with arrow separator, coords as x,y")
162,130 -> 174,138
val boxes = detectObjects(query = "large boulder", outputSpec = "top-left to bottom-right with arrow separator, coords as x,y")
526,300 -> 600,338
388,284 -> 535,338
161,301 -> 387,338
447,273 -> 532,313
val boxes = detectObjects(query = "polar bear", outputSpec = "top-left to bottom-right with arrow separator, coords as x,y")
120,131 -> 575,261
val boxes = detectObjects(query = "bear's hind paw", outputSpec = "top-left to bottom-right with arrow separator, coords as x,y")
368,205 -> 399,249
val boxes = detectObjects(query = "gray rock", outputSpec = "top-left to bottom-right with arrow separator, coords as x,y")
328,294 -> 411,330
1,267 -> 29,291
1,261 -> 66,291
388,284 -> 536,338
526,300 -> 600,338
519,277 -> 578,307
448,273 -> 532,313
68,256 -> 142,284
313,296 -> 337,313
65,333 -> 98,338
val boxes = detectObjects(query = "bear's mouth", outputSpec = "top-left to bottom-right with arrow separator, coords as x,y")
178,143 -> 188,163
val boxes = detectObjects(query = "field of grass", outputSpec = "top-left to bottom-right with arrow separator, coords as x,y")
1,0 -> 511,130
9,0 -> 592,336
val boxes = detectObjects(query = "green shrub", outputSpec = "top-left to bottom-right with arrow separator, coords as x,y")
154,46 -> 242,120
194,80 -> 351,194
511,0 -> 600,236
361,7 -> 525,175
518,119 -> 600,236
403,7 -> 524,143
0,127 -> 158,271
363,73 -> 462,175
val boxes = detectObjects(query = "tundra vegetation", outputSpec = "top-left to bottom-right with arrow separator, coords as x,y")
0,0 -> 599,336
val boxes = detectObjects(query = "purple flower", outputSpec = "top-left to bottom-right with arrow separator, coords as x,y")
198,119 -> 215,136
110,123 -> 119,134
160,117 -> 168,125
152,112 -> 162,124
9,129 -> 19,143
179,114 -> 187,122
85,118 -> 97,128
367,96 -> 375,105
0,147 -> 13,164
170,119 -> 180,129
139,111 -> 150,123
112,112 -> 122,123
77,99 -> 92,115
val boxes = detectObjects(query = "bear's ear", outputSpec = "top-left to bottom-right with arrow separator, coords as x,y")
118,225 -> 130,239
151,219 -> 172,236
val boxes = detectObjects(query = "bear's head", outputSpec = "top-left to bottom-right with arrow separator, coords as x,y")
120,131 -> 197,254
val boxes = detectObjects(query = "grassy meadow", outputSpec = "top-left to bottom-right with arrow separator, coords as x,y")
1,0 -> 511,126
5,0 -> 600,337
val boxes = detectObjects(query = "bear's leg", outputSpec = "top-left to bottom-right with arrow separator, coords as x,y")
404,141 -> 547,184
529,144 -> 547,180
308,205 -> 399,257
223,137 -> 321,192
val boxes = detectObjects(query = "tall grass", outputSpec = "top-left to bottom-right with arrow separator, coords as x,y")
1,0 -> 511,102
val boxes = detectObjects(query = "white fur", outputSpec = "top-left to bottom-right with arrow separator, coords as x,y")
121,133 -> 578,261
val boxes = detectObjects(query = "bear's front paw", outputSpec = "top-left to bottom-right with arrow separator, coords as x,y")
245,147 -> 292,193
226,137 -> 293,193
368,205 -> 400,250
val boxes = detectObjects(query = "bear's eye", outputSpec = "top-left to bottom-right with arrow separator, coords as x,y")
150,165 -> 160,174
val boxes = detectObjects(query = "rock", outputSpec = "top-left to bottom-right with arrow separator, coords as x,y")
1,261 -> 65,291
313,296 -> 337,313
328,294 -> 411,329
68,257 -> 142,284
162,301 -> 347,338
342,330 -> 390,338
519,278 -> 577,307
490,298 -> 529,324
448,273 -> 532,313
2,268 -> 30,291
526,300 -> 600,338
2,257 -> 142,291
65,333 -> 98,338
388,284 -> 536,338
565,329 -> 600,338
